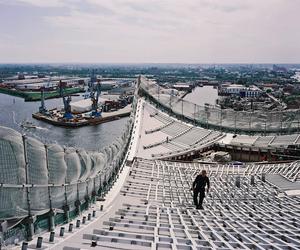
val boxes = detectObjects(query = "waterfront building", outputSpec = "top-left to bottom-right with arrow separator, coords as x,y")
219,84 -> 262,98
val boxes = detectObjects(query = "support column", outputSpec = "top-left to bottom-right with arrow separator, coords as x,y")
85,184 -> 91,209
24,216 -> 34,242
97,175 -> 102,197
103,173 -> 107,194
91,190 -> 97,204
92,179 -> 96,204
45,145 -> 55,232
22,135 -> 34,241
75,200 -> 81,216
75,183 -> 81,215
63,147 -> 70,222
48,209 -> 55,232
62,204 -> 70,223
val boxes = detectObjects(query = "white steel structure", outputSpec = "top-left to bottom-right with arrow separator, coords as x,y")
0,76 -> 300,249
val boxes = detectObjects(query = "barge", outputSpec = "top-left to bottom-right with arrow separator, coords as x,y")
32,105 -> 132,127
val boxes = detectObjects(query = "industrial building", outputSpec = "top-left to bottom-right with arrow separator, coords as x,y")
219,84 -> 263,98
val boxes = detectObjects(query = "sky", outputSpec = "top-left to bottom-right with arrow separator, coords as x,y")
0,0 -> 299,63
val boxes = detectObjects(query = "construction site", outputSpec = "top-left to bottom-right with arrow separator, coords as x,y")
0,77 -> 299,250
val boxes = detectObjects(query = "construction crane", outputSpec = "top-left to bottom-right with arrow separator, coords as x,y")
59,79 -> 65,97
58,82 -> 72,119
90,82 -> 102,117
39,87 -> 47,114
39,77 -> 53,115
89,69 -> 97,91
62,95 -> 73,119
83,69 -> 97,99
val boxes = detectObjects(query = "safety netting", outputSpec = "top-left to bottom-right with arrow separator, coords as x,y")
0,94 -> 136,220
0,127 -> 27,219
140,77 -> 300,134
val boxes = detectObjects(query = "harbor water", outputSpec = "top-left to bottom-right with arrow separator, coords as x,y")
0,93 -> 128,151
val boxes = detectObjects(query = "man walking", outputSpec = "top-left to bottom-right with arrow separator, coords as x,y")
192,170 -> 210,209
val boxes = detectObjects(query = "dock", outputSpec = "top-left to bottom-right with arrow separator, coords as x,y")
32,105 -> 132,127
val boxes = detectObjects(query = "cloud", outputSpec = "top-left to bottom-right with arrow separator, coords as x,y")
0,0 -> 300,63
200,0 -> 249,13
5,0 -> 65,7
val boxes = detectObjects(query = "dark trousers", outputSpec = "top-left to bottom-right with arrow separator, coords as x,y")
193,189 -> 205,208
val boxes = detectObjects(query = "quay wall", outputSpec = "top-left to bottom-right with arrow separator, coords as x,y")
0,87 -> 84,101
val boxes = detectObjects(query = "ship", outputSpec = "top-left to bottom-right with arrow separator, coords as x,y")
21,120 -> 37,129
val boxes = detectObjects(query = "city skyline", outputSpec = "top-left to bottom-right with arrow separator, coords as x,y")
0,0 -> 299,63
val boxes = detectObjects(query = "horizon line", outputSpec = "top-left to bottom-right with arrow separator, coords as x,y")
0,62 -> 300,65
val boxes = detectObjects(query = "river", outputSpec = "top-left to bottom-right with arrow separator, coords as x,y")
0,93 -> 128,151
183,86 -> 218,106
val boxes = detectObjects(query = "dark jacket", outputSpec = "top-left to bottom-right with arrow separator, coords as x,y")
193,175 -> 210,191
